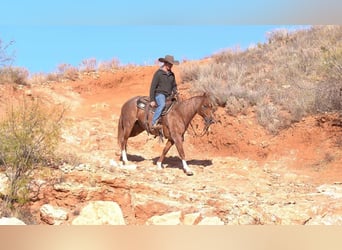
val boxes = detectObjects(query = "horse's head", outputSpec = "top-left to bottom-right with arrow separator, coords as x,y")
197,94 -> 216,127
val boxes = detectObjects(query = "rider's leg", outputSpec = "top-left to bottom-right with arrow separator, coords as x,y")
152,93 -> 166,126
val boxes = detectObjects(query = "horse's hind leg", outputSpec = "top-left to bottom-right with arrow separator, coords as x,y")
118,120 -> 134,164
157,139 -> 174,169
119,133 -> 129,164
120,122 -> 144,164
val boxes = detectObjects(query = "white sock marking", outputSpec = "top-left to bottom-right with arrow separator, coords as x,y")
182,159 -> 192,173
122,150 -> 128,163
157,161 -> 163,169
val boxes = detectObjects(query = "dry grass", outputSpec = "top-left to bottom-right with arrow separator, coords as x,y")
180,25 -> 342,133
98,57 -> 121,72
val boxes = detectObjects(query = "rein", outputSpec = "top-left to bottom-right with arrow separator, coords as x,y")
189,120 -> 211,137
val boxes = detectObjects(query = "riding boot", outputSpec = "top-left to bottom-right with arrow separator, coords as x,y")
151,117 -> 162,130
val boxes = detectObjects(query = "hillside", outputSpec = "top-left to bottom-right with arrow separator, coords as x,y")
0,26 -> 341,225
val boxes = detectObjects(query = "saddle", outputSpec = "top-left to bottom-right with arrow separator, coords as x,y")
136,96 -> 177,134
137,96 -> 175,115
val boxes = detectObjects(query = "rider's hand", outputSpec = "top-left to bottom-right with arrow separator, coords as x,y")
150,101 -> 156,107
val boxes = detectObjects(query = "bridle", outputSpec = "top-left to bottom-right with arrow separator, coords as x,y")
189,104 -> 215,137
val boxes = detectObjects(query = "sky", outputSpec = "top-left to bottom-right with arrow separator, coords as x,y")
1,0 -> 340,74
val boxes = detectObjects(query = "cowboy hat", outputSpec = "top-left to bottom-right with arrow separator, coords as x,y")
158,55 -> 179,65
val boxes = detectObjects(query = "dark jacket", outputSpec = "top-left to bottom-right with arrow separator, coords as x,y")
149,68 -> 178,102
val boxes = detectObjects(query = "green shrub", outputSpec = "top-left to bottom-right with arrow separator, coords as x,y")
0,97 -> 65,208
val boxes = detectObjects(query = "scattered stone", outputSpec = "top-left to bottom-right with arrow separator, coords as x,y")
183,212 -> 202,225
59,163 -> 75,173
75,163 -> 92,171
306,214 -> 342,225
40,204 -> 69,225
146,211 -> 182,225
198,216 -> 224,225
0,217 -> 26,225
72,201 -> 125,225
0,173 -> 9,196
53,181 -> 86,192
317,184 -> 342,199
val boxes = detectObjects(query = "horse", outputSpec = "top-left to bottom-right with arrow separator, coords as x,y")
117,93 -> 215,175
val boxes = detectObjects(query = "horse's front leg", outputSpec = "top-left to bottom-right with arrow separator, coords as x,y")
121,149 -> 128,164
174,136 -> 193,176
157,139 -> 174,169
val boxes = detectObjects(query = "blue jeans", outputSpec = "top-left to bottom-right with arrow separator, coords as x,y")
152,93 -> 166,125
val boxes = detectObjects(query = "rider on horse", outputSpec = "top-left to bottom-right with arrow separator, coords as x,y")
149,55 -> 179,130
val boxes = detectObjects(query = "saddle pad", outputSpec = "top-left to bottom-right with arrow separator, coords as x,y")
137,96 -> 150,110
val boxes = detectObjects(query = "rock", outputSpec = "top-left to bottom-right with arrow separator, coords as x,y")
40,204 -> 69,225
183,213 -> 202,225
75,163 -> 92,171
134,201 -> 174,223
317,184 -> 342,199
53,181 -> 86,192
238,214 -> 258,225
0,217 -> 26,225
307,214 -> 342,225
25,89 -> 33,96
0,173 -> 9,196
261,203 -> 312,225
146,211 -> 182,225
198,216 -> 225,225
72,201 -> 125,225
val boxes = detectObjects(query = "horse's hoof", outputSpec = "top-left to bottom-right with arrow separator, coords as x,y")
156,162 -> 164,169
185,171 -> 193,176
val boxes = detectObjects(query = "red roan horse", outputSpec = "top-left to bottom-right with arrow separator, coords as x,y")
117,94 -> 215,175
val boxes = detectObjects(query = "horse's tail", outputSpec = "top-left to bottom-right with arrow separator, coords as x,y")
145,102 -> 151,135
117,112 -> 124,150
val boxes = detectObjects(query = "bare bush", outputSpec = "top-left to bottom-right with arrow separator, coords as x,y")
179,61 -> 201,83
321,43 -> 342,81
0,67 -> 29,85
57,63 -> 79,81
0,39 -> 15,67
98,58 -> 120,72
256,101 -> 293,134
212,47 -> 242,64
225,96 -> 250,116
314,81 -> 342,113
80,58 -> 97,73
266,29 -> 291,45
